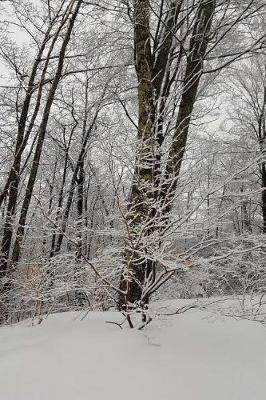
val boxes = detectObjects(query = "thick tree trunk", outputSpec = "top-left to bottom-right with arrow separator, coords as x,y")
119,0 -> 216,310
119,0 -> 156,309
161,0 -> 216,212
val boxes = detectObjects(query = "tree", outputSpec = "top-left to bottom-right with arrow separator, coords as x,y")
229,55 -> 266,232
0,0 -> 265,324
0,0 -> 83,322
119,0 -> 266,311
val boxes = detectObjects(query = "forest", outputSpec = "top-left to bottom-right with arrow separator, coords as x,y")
1,2 -> 266,399
0,0 -> 266,327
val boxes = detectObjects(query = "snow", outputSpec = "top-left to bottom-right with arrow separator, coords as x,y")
0,302 -> 266,400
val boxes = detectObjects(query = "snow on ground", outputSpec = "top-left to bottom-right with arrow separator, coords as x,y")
0,300 -> 266,400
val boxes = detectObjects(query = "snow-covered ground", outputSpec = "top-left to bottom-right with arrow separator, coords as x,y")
0,300 -> 266,400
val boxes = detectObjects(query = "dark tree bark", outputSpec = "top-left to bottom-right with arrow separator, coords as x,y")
0,1 -> 71,276
161,0 -> 216,211
261,163 -> 266,233
54,109 -> 99,255
119,0 -> 156,309
259,89 -> 266,233
76,161 -> 85,260
10,0 -> 83,266
0,26 -> 54,276
50,125 -> 77,258
0,1 -> 81,323
119,0 -> 216,310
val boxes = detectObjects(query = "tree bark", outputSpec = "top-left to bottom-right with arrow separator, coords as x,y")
161,0 -> 216,212
11,0 -> 83,266
119,0 -> 156,309
119,0 -> 216,310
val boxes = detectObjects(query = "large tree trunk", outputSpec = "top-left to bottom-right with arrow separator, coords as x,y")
119,0 -> 156,309
161,0 -> 216,211
119,0 -> 216,310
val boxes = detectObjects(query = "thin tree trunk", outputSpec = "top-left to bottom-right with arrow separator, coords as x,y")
11,0 -> 83,266
50,126 -> 76,258
76,161 -> 85,260
54,110 -> 99,255
261,163 -> 266,233
0,1 -> 76,282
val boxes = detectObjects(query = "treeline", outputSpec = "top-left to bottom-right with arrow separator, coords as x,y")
0,0 -> 265,324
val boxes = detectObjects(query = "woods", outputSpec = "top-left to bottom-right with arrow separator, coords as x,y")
0,0 -> 266,325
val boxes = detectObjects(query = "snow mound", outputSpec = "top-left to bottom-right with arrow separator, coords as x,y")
0,302 -> 266,400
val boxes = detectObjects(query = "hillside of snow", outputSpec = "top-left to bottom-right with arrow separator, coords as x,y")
0,301 -> 266,400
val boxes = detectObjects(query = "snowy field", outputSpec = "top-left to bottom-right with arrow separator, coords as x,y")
0,301 -> 266,400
